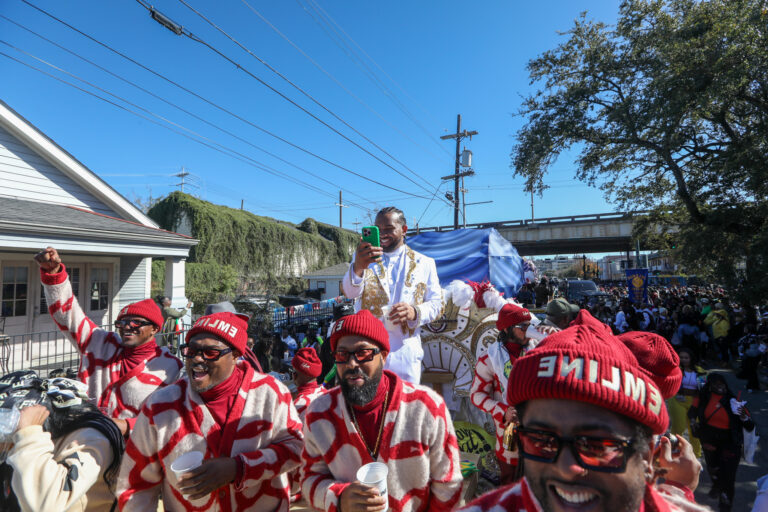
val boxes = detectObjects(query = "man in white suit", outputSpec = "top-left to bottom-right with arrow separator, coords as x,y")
341,207 -> 442,383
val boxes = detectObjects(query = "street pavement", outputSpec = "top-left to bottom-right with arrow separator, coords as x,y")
693,366 -> 768,511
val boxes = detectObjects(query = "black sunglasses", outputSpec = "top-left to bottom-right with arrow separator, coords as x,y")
332,347 -> 381,364
115,318 -> 154,330
179,343 -> 233,361
517,427 -> 637,473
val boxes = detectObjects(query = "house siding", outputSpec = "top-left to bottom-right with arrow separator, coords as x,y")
0,124 -> 114,215
117,256 -> 150,308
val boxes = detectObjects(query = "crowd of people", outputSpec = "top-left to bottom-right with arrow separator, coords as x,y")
0,205 -> 762,512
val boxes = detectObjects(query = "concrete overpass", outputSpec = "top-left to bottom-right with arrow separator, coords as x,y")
417,212 -> 653,256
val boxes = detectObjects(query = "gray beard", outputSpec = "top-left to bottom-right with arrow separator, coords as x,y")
340,365 -> 383,406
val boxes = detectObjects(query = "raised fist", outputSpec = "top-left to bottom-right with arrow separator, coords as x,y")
34,246 -> 62,274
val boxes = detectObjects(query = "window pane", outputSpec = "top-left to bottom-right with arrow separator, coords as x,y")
16,267 -> 27,282
1,284 -> 13,299
15,284 -> 27,300
98,295 -> 108,310
14,300 -> 26,317
71,268 -> 80,298
2,267 -> 13,282
1,301 -> 13,316
40,285 -> 47,313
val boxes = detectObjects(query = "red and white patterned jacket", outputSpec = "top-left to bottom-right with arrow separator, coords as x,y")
41,266 -> 182,430
458,478 -> 709,512
117,361 -> 304,512
300,371 -> 463,512
469,341 -> 528,464
294,381 -> 327,419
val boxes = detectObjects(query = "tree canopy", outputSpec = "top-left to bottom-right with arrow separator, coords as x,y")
512,0 -> 768,302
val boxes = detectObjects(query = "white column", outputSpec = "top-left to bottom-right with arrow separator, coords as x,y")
164,257 -> 191,324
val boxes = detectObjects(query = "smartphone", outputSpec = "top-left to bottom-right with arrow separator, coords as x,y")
362,226 -> 380,247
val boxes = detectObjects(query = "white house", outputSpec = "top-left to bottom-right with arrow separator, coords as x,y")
0,100 -> 197,344
302,262 -> 349,301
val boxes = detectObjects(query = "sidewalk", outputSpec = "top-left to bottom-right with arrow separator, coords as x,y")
692,366 -> 768,511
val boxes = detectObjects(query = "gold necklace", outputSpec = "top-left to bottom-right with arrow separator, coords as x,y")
350,389 -> 390,459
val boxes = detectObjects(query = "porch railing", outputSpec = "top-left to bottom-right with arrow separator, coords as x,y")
0,324 -> 190,377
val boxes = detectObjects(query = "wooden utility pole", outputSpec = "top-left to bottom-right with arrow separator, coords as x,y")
335,190 -> 348,228
440,115 -> 477,229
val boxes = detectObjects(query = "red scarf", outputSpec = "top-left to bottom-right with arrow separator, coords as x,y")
199,365 -> 245,426
297,380 -> 321,396
351,372 -> 392,455
119,340 -> 157,377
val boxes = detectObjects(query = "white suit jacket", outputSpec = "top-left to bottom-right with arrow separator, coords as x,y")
341,245 -> 443,383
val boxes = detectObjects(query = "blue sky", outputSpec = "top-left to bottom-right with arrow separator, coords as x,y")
1,0 -> 623,231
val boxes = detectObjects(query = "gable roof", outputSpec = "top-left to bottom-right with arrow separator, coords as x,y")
0,99 -> 157,227
302,262 -> 350,278
0,196 -> 195,243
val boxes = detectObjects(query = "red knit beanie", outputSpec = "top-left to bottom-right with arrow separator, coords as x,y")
497,303 -> 532,332
329,309 -> 390,352
618,331 -> 682,399
507,310 -> 670,434
292,347 -> 322,378
117,298 -> 164,329
186,312 -> 248,353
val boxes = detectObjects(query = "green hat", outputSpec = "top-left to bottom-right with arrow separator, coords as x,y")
546,298 -> 580,318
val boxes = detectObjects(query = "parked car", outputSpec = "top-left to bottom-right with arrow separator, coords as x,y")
564,279 -> 599,303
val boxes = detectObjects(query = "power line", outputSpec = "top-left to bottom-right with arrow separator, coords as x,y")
299,0 -> 452,158
17,0 -> 432,201
238,0 -> 452,167
176,0 -> 437,192
137,0 -> 442,200
0,50 -> 376,212
0,14 -> 375,207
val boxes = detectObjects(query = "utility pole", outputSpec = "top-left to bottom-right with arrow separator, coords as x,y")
335,190 -> 348,228
582,254 -> 587,279
240,199 -> 244,210
174,166 -> 190,192
440,114 -> 477,229
351,218 -> 362,231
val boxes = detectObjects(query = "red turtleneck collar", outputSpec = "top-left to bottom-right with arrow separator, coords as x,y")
119,339 -> 157,376
351,371 -> 392,456
199,365 -> 245,426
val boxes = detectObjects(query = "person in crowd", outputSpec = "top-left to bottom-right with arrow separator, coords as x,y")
159,296 -> 192,351
704,304 -> 731,363
689,373 -> 754,511
300,309 -> 463,511
516,284 -> 535,307
302,323 -> 324,352
738,324 -> 762,392
318,303 -> 356,387
341,206 -> 443,383
614,300 -> 631,333
292,348 -> 326,419
461,311 -> 708,512
470,300 -> 538,485
534,277 -> 551,308
34,247 -> 182,437
665,348 -> 705,458
254,335 -> 280,373
281,328 -> 298,356
543,297 -> 581,330
117,311 -> 304,511
0,372 -> 124,512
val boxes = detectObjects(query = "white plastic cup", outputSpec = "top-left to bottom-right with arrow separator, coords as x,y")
170,451 -> 204,483
356,462 -> 389,510
379,306 -> 396,331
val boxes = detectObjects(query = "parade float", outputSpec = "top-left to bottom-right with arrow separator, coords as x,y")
408,228 -> 529,485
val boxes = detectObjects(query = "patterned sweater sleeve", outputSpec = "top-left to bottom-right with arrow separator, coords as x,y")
7,425 -> 112,512
40,265 -> 110,357
235,387 -> 304,490
470,354 -> 507,424
426,398 -> 464,511
300,419 -> 349,512
117,407 -> 162,511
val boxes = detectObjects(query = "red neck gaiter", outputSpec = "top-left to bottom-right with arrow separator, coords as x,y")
119,340 -> 157,377
199,365 -> 245,426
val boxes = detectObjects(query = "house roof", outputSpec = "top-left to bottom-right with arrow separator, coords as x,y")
0,196 -> 197,252
0,100 -> 157,227
302,262 -> 349,278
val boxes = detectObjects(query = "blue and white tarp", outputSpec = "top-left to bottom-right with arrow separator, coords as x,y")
407,228 -> 526,299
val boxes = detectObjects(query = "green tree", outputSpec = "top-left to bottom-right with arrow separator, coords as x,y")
512,0 -> 768,303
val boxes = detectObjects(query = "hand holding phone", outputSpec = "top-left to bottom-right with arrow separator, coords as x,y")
353,227 -> 383,276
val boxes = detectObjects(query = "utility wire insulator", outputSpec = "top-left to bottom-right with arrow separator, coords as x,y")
150,9 -> 184,35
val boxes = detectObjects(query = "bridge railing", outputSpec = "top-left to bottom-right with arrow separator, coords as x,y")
417,211 -> 651,233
